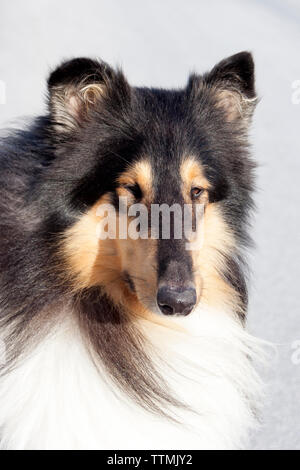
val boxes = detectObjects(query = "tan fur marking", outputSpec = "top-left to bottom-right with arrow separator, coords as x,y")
180,157 -> 240,314
61,194 -> 122,292
80,83 -> 105,108
214,87 -> 258,123
117,160 -> 153,202
51,82 -> 106,132
62,157 -> 240,320
190,203 -> 241,314
180,157 -> 210,204
62,172 -> 158,317
216,89 -> 243,121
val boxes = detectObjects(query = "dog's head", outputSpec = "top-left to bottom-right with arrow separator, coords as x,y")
47,52 -> 257,319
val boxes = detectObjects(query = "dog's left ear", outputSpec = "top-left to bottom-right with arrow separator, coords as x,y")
206,51 -> 257,123
190,52 -> 257,124
47,57 -> 130,133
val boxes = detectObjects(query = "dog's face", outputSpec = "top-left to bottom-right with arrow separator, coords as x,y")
47,53 -> 257,319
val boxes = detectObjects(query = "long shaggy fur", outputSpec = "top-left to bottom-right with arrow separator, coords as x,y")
0,304 -> 265,450
0,52 -> 266,449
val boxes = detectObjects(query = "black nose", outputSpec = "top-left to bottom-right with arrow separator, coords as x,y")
157,286 -> 197,316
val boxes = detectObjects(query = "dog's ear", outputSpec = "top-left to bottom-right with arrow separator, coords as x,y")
48,58 -> 130,132
189,52 -> 257,124
206,51 -> 257,123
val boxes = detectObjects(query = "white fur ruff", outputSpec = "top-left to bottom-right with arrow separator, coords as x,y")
0,306 -> 265,450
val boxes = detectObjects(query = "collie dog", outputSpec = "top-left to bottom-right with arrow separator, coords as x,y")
0,52 -> 265,450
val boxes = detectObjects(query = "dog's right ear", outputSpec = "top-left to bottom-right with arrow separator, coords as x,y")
206,52 -> 258,124
48,58 -> 130,133
188,52 -> 258,126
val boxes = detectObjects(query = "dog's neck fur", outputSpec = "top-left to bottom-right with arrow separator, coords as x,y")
0,302 -> 264,450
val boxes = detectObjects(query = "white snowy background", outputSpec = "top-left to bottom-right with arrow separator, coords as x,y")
0,0 -> 299,450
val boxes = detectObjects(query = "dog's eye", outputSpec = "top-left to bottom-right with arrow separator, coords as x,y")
190,187 -> 203,200
124,183 -> 143,200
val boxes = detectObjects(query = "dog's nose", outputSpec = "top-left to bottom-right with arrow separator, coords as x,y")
157,286 -> 197,316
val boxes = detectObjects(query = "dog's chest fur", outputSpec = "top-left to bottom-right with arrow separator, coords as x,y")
0,305 -> 263,450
